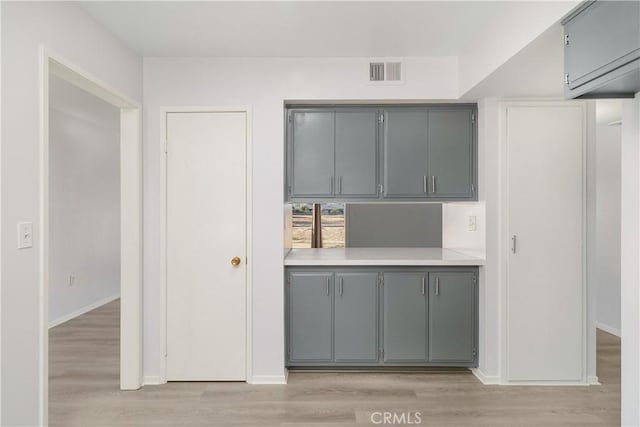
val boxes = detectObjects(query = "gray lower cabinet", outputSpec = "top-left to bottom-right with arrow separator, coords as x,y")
288,272 -> 333,362
428,272 -> 476,363
286,267 -> 478,368
334,272 -> 379,362
382,272 -> 427,362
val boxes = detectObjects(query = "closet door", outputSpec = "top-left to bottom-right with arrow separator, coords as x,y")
506,103 -> 585,382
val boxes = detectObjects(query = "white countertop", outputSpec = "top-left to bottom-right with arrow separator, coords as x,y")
284,248 -> 485,266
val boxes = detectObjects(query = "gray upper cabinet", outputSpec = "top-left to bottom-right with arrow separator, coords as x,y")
288,272 -> 333,362
335,111 -> 379,197
428,272 -> 475,363
383,272 -> 427,362
290,111 -> 335,197
286,104 -> 477,202
564,1 -> 640,98
334,272 -> 379,362
383,110 -> 429,198
427,110 -> 474,198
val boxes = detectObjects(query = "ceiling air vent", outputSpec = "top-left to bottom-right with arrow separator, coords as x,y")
367,59 -> 404,85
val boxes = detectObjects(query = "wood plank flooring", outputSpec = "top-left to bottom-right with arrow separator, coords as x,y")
49,299 -> 620,426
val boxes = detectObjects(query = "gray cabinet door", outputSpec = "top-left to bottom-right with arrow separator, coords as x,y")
288,272 -> 333,362
428,272 -> 475,363
335,110 -> 378,197
565,0 -> 640,90
334,272 -> 379,362
383,272 -> 427,362
290,111 -> 335,197
427,110 -> 473,198
382,110 -> 429,198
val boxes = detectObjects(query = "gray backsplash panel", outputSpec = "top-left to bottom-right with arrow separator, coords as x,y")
345,204 -> 442,248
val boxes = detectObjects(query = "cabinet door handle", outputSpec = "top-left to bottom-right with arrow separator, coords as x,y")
329,176 -> 334,194
338,176 -> 342,194
511,235 -> 517,254
423,176 -> 427,193
421,277 -> 425,295
432,176 -> 436,193
326,278 -> 330,295
435,277 -> 440,296
339,278 -> 343,296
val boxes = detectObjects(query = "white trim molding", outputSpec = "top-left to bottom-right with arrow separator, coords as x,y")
471,368 -> 500,385
49,293 -> 120,329
249,373 -> 288,385
159,106 -> 254,384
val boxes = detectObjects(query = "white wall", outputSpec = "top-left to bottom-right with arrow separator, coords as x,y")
143,56 -> 459,382
1,3 -> 141,425
442,202 -> 486,252
594,100 -> 622,336
458,1 -> 579,96
48,76 -> 120,326
621,93 -> 640,427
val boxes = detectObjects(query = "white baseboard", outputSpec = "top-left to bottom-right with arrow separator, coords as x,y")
595,322 -> 621,337
588,375 -> 600,385
49,293 -> 120,328
471,368 -> 500,385
143,376 -> 166,386
248,373 -> 288,385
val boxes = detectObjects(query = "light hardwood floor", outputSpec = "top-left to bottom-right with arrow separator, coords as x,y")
50,299 -> 620,426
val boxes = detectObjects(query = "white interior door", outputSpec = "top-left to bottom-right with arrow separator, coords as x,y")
166,111 -> 247,381
506,104 -> 585,382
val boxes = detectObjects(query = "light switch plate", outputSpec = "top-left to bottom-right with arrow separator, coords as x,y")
17,222 -> 33,249
468,215 -> 477,232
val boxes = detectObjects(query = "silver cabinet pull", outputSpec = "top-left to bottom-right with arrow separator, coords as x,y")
511,235 -> 517,254
326,277 -> 330,295
421,277 -> 425,295
435,277 -> 440,296
338,176 -> 342,194
339,278 -> 343,296
423,176 -> 427,193
432,176 -> 436,193
329,176 -> 334,194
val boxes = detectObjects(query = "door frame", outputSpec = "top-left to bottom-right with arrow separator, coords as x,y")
39,48 -> 143,424
499,100 -> 588,385
159,107 -> 253,384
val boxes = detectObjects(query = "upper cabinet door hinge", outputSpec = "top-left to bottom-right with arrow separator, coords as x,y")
378,113 -> 384,124
288,112 -> 293,123
471,113 -> 476,124
471,183 -> 475,193
564,33 -> 570,46
565,73 -> 570,85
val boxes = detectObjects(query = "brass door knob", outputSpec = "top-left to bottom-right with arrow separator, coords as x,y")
231,256 -> 241,267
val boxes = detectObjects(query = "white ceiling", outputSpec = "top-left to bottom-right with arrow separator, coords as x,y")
80,1 -> 566,58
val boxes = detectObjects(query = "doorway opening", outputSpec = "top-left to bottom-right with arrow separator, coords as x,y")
40,51 -> 142,424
